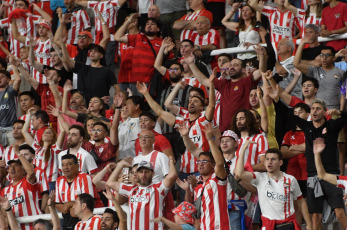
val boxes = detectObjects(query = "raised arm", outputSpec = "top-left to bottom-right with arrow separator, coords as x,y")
53,8 -> 66,45
154,37 -> 172,76
204,69 -> 216,121
29,38 -> 44,73
0,197 -> 19,230
61,80 -> 78,119
252,45 -> 268,81
293,38 -> 310,75
313,138 -> 337,185
205,123 -> 226,179
186,54 -> 210,87
114,13 -> 139,43
222,3 -> 241,32
11,19 -> 26,44
164,81 -> 187,115
17,146 -> 36,184
103,186 -> 127,230
92,163 -> 116,190
249,0 -> 264,12
47,191 -> 61,230
110,95 -> 121,146
234,140 -> 256,182
44,69 -> 62,108
163,157 -> 178,188
284,68 -> 301,94
59,39 -> 75,71
22,108 -> 35,146
97,10 -> 110,50
32,3 -> 52,21
14,58 -> 39,90
137,82 -> 176,126
106,158 -> 132,192
9,57 -> 21,92
263,71 -> 292,105
257,86 -> 268,133
178,121 -> 202,159
284,0 -> 298,15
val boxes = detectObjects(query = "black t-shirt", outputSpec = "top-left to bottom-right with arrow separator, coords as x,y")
290,111 -> 347,176
302,44 -> 325,61
43,65 -> 73,87
73,62 -> 117,104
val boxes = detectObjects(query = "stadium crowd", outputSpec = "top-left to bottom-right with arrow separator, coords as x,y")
1,0 -> 347,229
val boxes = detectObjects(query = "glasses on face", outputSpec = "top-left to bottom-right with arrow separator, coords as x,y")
246,66 -> 254,70
220,68 -> 229,71
78,35 -> 89,39
196,160 -> 212,165
92,129 -> 103,133
168,68 -> 179,72
320,53 -> 333,58
138,135 -> 154,139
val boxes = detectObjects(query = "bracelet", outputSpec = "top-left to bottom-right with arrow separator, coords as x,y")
48,82 -> 55,85
5,207 -> 11,212
102,22 -> 106,25
115,106 -> 122,109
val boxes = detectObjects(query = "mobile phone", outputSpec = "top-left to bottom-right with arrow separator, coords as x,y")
123,167 -> 130,183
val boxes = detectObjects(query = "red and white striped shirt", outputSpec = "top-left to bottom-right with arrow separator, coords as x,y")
193,173 -> 230,230
179,9 -> 213,41
296,9 -> 321,38
119,181 -> 170,230
74,215 -> 102,230
184,76 -> 208,99
55,173 -> 97,203
262,6 -> 299,43
0,145 -> 4,160
189,29 -> 220,48
28,37 -> 52,84
251,172 -> 302,220
34,166 -> 49,198
66,10 -> 91,45
214,89 -> 221,128
2,146 -> 19,165
32,142 -> 61,183
236,134 -> 268,168
19,114 -> 34,134
174,113 -> 211,173
87,1 -> 120,42
1,178 -> 42,230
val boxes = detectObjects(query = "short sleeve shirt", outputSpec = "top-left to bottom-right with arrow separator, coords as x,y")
0,86 -> 17,127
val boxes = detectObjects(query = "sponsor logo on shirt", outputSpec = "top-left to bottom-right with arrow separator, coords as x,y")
234,86 -> 239,91
0,104 -> 10,110
267,190 -> 289,201
9,195 -> 24,206
272,25 -> 290,35
130,195 -> 149,203
191,135 -> 201,143
335,13 -> 341,19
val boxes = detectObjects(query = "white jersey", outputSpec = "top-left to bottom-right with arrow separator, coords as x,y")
251,172 -> 302,220
133,150 -> 169,184
57,147 -> 98,175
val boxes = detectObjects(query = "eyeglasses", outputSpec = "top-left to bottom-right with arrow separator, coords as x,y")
92,129 -> 103,133
196,160 -> 212,164
220,68 -> 229,71
246,66 -> 254,70
320,53 -> 333,58
168,68 -> 180,72
78,35 -> 89,39
138,135 -> 154,139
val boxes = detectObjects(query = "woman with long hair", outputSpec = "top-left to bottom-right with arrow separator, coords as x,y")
22,108 -> 66,191
222,3 -> 266,60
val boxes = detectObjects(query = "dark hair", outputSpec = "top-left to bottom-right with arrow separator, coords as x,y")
69,125 -> 85,140
302,77 -> 319,89
181,39 -> 194,48
218,53 -> 232,61
33,219 -> 53,230
245,57 -> 259,69
0,70 -> 11,79
89,97 -> 106,117
104,208 -> 120,224
93,122 -> 109,134
234,58 -> 246,68
293,103 -> 311,114
238,4 -> 257,31
139,111 -> 157,122
127,96 -> 144,111
19,91 -> 35,100
198,151 -> 215,163
89,44 -> 105,56
170,63 -> 184,72
39,127 -> 57,163
265,148 -> 283,160
0,57 -> 7,69
61,154 -> 78,164
19,144 -> 35,155
189,87 -> 205,100
15,0 -> 29,7
321,46 -> 336,55
231,109 -> 259,137
84,116 -> 100,140
34,110 -> 50,124
144,18 -> 162,35
78,193 -> 95,212
13,119 -> 25,126
49,47 -> 56,53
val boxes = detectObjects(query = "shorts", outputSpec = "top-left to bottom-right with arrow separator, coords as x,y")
306,179 -> 344,213
338,127 -> 346,143
205,2 -> 225,29
298,180 -> 307,198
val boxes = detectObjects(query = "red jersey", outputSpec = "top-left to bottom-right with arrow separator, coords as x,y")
55,172 -> 98,203
178,9 -> 213,41
174,113 -> 211,173
127,33 -> 163,83
282,130 -> 307,180
262,6 -> 300,42
74,215 -> 101,230
119,181 -> 170,230
135,131 -> 172,156
118,41 -> 135,83
194,173 -> 230,230
66,9 -> 91,45
32,142 -> 61,182
321,2 -> 347,51
214,75 -> 258,132
1,178 -> 42,230
87,1 -> 119,43
236,134 -> 268,168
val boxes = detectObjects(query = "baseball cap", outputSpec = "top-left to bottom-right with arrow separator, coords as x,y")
136,161 -> 154,172
79,31 -> 92,40
221,130 -> 239,142
172,201 -> 196,225
39,19 -> 52,30
7,158 -> 22,166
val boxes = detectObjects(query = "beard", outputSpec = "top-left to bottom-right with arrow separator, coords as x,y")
145,31 -> 157,36
170,75 -> 181,83
237,124 -> 247,132
67,141 -> 79,148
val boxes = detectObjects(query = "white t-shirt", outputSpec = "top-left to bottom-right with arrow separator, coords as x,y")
57,147 -> 98,174
251,172 -> 302,220
133,150 -> 169,184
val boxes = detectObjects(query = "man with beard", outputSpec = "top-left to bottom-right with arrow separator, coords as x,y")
107,158 -> 177,230
58,125 -> 98,177
186,45 -> 267,132
1,120 -> 26,164
101,208 -> 119,230
115,15 -> 173,90
231,109 -> 268,171
60,40 -> 119,104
